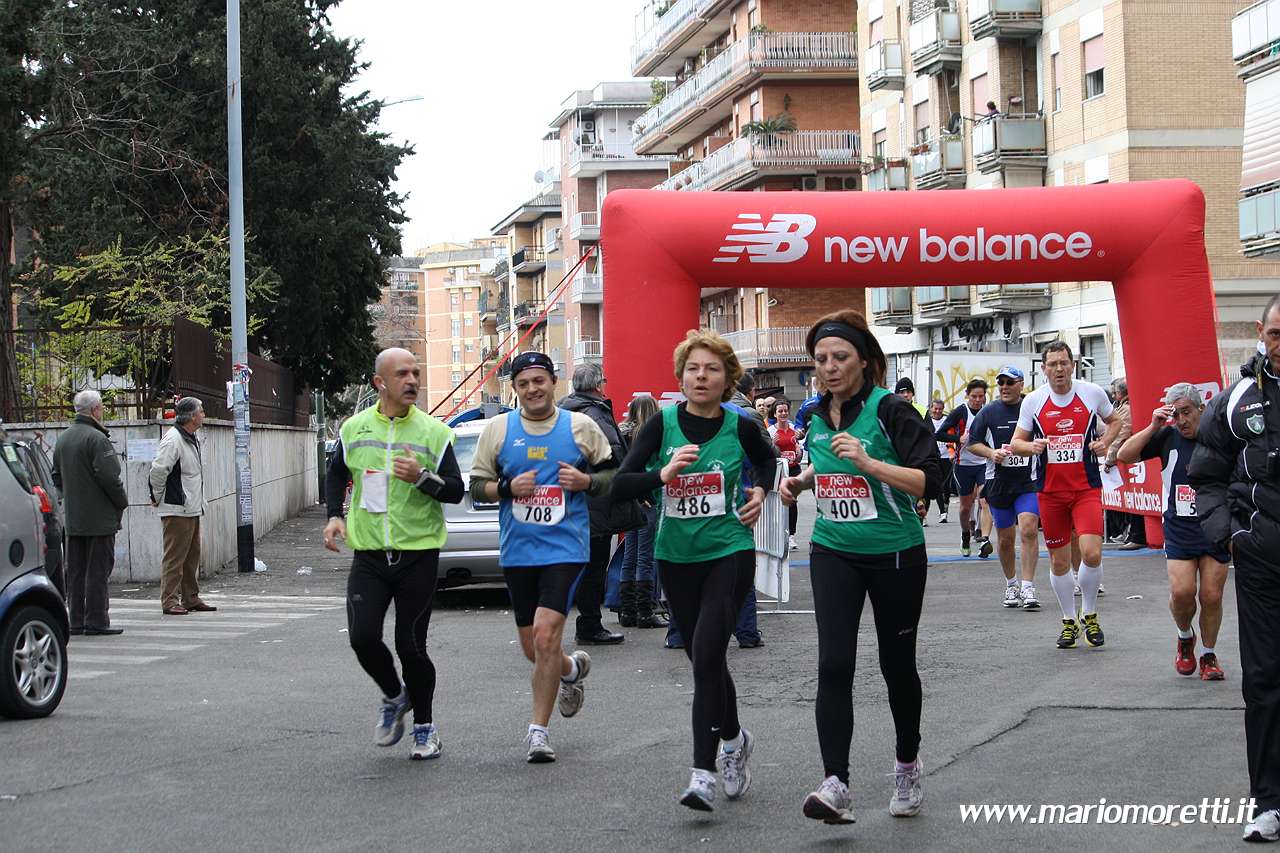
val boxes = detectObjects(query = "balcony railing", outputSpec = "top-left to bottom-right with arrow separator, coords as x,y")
568,142 -> 671,176
865,40 -> 905,91
656,130 -> 861,192
968,0 -> 1043,42
1233,0 -> 1280,77
977,283 -> 1053,311
511,247 -> 548,274
720,327 -> 810,368
571,273 -> 604,304
570,211 -> 600,242
911,134 -> 966,189
915,286 -> 972,324
908,9 -> 962,76
573,339 -> 604,363
972,115 -> 1047,173
633,32 -> 858,151
631,0 -> 708,75
1241,188 -> 1280,257
514,300 -> 545,327
865,159 -> 909,191
869,288 -> 913,326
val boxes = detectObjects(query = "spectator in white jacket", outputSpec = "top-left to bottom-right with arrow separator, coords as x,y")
148,397 -> 213,615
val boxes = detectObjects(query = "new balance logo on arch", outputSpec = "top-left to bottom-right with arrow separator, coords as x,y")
714,213 -> 816,264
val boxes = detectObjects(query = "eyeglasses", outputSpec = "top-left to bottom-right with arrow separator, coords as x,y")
996,378 -> 1021,386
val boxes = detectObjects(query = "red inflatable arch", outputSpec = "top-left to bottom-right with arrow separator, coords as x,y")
600,179 -> 1223,422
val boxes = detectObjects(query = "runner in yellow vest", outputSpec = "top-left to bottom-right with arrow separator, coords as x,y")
323,348 -> 463,761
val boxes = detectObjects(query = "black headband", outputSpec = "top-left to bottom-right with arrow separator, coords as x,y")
809,321 -> 869,358
509,351 -> 556,380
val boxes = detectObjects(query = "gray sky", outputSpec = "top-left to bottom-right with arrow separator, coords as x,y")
327,1 -> 641,254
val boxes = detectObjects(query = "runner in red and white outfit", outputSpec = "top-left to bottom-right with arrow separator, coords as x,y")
769,400 -> 803,550
1010,341 -> 1123,650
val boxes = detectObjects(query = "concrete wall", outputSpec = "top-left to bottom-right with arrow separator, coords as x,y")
5,418 -> 319,582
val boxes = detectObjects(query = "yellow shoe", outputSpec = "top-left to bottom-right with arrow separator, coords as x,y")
1056,619 -> 1079,649
1081,613 -> 1105,647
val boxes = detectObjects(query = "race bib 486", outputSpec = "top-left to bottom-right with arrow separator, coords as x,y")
815,474 -> 878,522
664,472 -> 727,519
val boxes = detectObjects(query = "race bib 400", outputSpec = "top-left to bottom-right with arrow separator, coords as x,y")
1047,434 -> 1084,465
513,485 -> 566,526
815,474 -> 878,522
664,472 -> 727,519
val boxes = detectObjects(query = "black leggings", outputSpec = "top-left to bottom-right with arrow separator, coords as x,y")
935,459 -> 953,514
659,550 -> 754,771
347,550 -> 440,725
810,542 -> 928,784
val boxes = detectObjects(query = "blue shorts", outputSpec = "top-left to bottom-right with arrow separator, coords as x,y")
990,491 -> 1040,529
1164,521 -> 1230,564
954,464 -> 986,497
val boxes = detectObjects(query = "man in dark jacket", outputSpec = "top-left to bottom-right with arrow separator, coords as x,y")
1189,294 -> 1280,843
52,389 -> 129,636
558,363 -> 625,645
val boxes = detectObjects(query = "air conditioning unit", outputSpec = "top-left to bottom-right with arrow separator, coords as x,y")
802,176 -> 820,191
581,120 -> 595,133
842,176 -> 860,190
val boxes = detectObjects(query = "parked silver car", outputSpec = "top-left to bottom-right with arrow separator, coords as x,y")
0,426 -> 69,718
438,420 -> 502,588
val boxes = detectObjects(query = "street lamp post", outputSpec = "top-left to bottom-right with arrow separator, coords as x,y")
227,0 -> 254,571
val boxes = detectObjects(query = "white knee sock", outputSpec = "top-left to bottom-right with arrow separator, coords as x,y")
1079,562 -> 1103,616
1049,571 -> 1078,620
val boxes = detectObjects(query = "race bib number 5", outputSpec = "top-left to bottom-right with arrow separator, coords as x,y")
513,485 -> 566,525
815,474 -> 878,522
664,472 -> 727,519
1047,434 -> 1084,465
1174,484 -> 1197,518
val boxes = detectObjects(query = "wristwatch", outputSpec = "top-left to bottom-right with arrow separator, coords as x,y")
415,468 -> 444,493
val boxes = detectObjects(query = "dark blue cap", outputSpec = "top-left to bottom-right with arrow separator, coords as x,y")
509,351 -> 556,380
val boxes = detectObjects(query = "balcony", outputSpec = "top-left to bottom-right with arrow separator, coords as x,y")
545,228 -> 561,254
869,288 -> 913,326
511,247 -> 547,275
1233,0 -> 1280,80
571,273 -> 603,304
632,32 -> 859,154
914,286 -> 972,325
492,258 -> 509,282
573,339 -> 604,364
972,115 -> 1047,174
720,327 -> 810,368
865,40 -> 905,92
568,142 -> 672,178
1241,189 -> 1280,257
656,130 -> 861,192
631,0 -> 735,76
976,283 -> 1052,312
908,9 -> 962,77
911,135 -> 966,189
864,159 -> 909,191
514,300 -> 546,329
570,211 -> 600,242
968,0 -> 1043,42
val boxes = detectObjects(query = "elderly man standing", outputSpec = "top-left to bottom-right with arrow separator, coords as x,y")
52,390 -> 129,636
559,363 -> 627,645
148,397 -> 212,615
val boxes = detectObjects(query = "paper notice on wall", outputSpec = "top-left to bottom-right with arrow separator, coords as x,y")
127,439 -> 159,463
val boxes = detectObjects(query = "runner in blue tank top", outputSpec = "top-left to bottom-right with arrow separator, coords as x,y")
469,352 -> 617,764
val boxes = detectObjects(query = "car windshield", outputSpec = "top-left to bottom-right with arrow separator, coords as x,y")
453,433 -> 479,473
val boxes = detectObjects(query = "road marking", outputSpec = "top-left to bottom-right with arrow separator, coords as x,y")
90,629 -> 247,640
105,619 -> 282,629
69,654 -> 168,665
200,594 -> 347,604
69,670 -> 115,680
68,642 -> 205,653
107,608 -> 311,620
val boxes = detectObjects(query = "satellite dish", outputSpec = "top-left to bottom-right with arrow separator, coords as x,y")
947,112 -> 962,134
533,170 -> 546,184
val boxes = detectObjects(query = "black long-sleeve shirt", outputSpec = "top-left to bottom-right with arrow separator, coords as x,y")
811,384 -> 944,501
325,439 -> 465,518
611,404 -> 778,502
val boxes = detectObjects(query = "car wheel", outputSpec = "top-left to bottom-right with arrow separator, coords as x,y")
0,606 -> 68,719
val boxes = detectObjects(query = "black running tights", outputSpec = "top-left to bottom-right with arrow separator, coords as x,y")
659,550 -> 754,771
347,549 -> 440,725
810,543 -> 928,783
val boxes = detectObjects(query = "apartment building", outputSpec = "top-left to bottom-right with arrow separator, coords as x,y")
552,82 -> 673,383
1234,0 -> 1280,259
860,0 -> 1280,394
373,256 -> 428,368
490,179 -> 566,401
631,0 -> 868,402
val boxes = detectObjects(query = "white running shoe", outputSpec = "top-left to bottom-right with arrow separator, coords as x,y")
1244,808 -> 1280,842
1021,585 -> 1040,610
1097,582 -> 1107,597
789,535 -> 799,551
716,729 -> 753,800
679,768 -> 716,812
803,775 -> 855,824
524,728 -> 556,763
409,724 -> 442,760
1002,584 -> 1021,608
889,759 -> 924,817
557,650 -> 591,718
374,689 -> 412,747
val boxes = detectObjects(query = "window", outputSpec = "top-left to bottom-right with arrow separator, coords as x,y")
1083,36 -> 1104,99
465,316 -> 473,326
873,129 -> 887,158
450,319 -> 461,338
914,101 -> 931,144
869,17 -> 883,45
451,372 -> 463,383
748,0 -> 759,30
971,74 -> 989,119
450,293 -> 460,307
1051,51 -> 1062,112
1079,334 -> 1111,386
452,346 -> 462,363
465,343 -> 474,353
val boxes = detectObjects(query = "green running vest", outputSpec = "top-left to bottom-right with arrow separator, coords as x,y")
339,404 -> 453,551
808,386 -> 925,556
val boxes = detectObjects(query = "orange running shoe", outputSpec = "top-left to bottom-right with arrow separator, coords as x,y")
1175,633 -> 1196,676
1199,653 -> 1225,681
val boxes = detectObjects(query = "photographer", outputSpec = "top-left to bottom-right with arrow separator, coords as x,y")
1188,295 -> 1280,843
